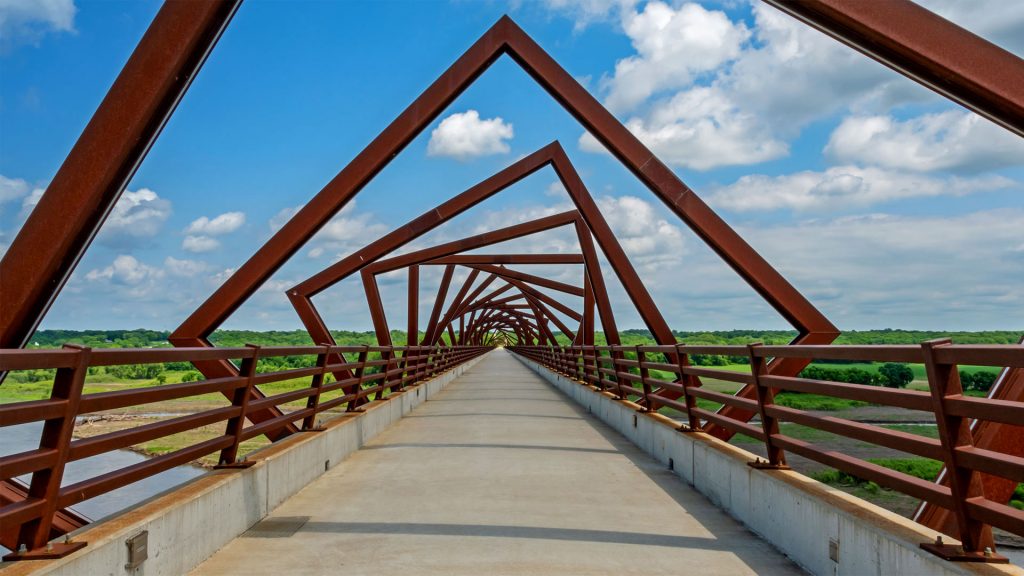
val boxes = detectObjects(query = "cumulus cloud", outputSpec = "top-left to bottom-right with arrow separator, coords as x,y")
596,195 -> 685,264
164,256 -> 210,277
427,110 -> 514,160
537,0 -> 632,29
85,255 -> 160,285
581,85 -> 787,170
602,2 -> 749,113
736,210 -> 1024,328
270,200 -> 389,260
0,174 -> 31,206
825,111 -> 1024,173
708,166 -> 1014,212
95,188 -> 172,246
182,235 -> 220,253
575,2 -> 937,169
185,211 -> 245,235
180,211 -> 245,252
0,0 -> 76,49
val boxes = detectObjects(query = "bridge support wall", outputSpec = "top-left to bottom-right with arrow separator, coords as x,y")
514,355 -> 1017,576
1,352 -> 489,576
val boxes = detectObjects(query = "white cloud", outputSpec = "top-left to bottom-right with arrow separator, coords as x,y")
98,188 -> 172,243
545,180 -> 567,197
603,2 -> 749,113
163,256 -> 209,277
596,195 -> 685,264
708,166 -> 1014,212
581,85 -> 788,170
737,210 -> 1024,328
270,200 -> 389,261
184,211 -> 245,235
536,0 -> 633,29
0,0 -> 76,49
825,111 -> 1024,173
427,110 -> 514,160
182,235 -> 220,253
0,174 -> 31,206
85,255 -> 161,285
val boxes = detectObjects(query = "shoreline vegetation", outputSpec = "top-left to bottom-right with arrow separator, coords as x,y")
5,328 -> 1022,536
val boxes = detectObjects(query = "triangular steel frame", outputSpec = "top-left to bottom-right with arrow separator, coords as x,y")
170,17 -> 838,442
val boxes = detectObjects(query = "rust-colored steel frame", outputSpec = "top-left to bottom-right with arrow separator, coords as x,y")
162,16 -> 838,441
426,275 -> 582,345
349,209 -> 601,344
428,273 -> 581,346
5,1 -> 1021,554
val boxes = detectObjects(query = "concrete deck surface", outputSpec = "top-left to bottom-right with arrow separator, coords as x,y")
192,350 -> 802,575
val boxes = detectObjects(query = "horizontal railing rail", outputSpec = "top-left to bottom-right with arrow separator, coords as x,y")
509,341 -> 1024,561
0,344 -> 490,557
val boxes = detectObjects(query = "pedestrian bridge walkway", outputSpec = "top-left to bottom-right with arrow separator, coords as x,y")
192,350 -> 800,575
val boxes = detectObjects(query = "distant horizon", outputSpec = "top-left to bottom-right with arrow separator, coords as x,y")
29,327 -> 1024,334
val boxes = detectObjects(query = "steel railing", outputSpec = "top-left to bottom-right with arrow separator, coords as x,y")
509,341 -> 1024,561
0,344 -> 489,557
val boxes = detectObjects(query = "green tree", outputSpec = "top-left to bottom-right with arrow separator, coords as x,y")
878,363 -> 913,388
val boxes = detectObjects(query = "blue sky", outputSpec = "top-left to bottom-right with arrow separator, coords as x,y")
1,0 -> 1022,334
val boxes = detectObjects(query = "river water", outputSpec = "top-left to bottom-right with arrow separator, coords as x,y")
2,421 -> 206,553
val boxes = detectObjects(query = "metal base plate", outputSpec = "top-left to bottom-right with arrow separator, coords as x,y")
214,460 -> 256,469
747,460 -> 791,470
920,543 -> 1008,563
2,541 -> 87,561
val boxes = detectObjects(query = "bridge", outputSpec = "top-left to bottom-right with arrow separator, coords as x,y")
1,0 -> 1023,574
192,351 -> 799,575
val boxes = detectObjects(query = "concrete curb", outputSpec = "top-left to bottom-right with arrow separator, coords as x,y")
1,351 -> 491,576
514,354 -> 1023,576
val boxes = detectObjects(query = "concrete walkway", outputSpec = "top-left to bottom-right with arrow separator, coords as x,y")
192,350 -> 802,575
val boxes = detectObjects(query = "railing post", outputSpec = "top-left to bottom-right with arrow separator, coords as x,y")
348,345 -> 370,412
395,348 -> 409,391
575,346 -> 584,382
217,344 -> 259,468
919,338 -> 1001,561
636,345 -> 652,412
674,344 -> 702,432
747,343 -> 789,470
590,345 -> 600,389
611,346 -> 626,400
376,348 -> 393,400
10,344 -> 90,560
301,344 -> 331,431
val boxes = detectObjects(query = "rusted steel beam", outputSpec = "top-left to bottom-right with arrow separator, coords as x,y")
572,220 -> 620,345
467,264 -> 584,297
453,287 -> 578,343
362,210 -> 578,276
0,0 -> 241,352
582,276 -> 595,346
763,0 -> 1024,137
176,14 -> 833,359
168,15 -> 833,447
0,480 -> 88,551
422,265 -> 455,347
434,269 -> 482,345
407,266 -> 419,347
423,254 -> 583,265
361,267 -> 392,346
916,338 -> 1024,538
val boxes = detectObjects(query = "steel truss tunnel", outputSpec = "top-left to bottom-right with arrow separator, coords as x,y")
1,0 -> 1023,564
